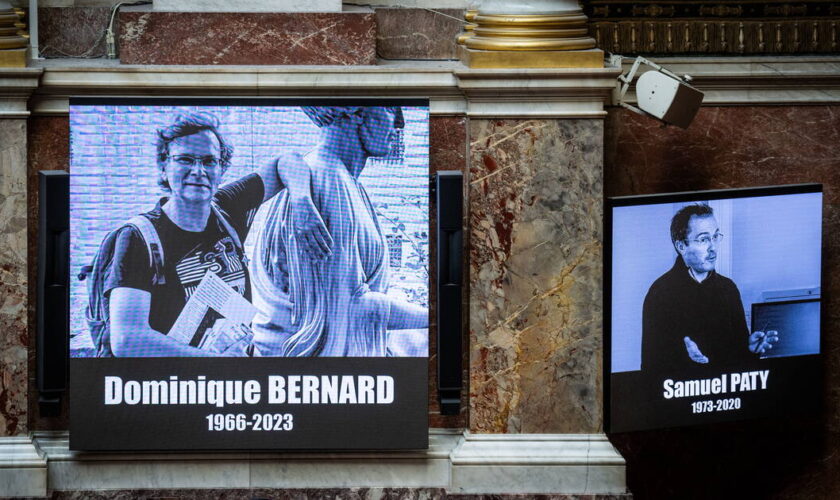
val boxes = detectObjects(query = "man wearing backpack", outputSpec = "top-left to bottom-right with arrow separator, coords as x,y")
87,111 -> 332,357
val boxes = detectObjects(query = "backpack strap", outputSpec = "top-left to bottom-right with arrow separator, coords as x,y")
127,214 -> 166,286
211,202 -> 247,265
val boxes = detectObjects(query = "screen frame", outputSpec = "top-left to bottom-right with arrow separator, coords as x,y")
604,183 -> 823,433
66,96 -> 433,450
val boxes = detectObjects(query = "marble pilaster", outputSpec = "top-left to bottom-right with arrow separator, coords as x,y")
428,116 -> 470,429
0,119 -> 28,438
0,69 -> 46,499
0,70 -> 41,438
469,118 -> 604,434
27,116 -> 71,432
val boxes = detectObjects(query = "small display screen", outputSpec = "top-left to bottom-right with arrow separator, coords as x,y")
751,300 -> 820,359
606,185 -> 822,433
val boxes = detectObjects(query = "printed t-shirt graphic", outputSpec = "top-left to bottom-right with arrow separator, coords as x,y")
175,236 -> 247,299
104,174 -> 264,335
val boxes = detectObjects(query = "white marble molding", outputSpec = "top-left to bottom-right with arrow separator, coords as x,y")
0,436 -> 48,498
450,433 -> 626,494
615,56 -> 840,105
0,430 -> 627,496
24,57 -> 840,122
0,68 -> 43,118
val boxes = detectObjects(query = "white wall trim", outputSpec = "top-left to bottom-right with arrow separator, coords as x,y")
0,435 -> 48,498
449,432 -> 626,494
0,68 -> 43,118
29,57 -> 840,119
18,430 -> 627,495
614,56 -> 840,106
30,60 -> 619,118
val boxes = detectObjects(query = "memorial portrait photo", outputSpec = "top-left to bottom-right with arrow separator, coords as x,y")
606,186 -> 823,432
70,101 -> 430,359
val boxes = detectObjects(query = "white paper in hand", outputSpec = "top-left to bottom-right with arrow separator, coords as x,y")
167,271 -> 258,352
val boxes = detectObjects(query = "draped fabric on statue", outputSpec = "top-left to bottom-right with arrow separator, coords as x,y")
251,157 -> 391,357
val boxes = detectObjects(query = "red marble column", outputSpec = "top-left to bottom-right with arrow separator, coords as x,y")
469,118 -> 604,434
428,116 -> 469,429
27,117 -> 71,431
0,119 -> 29,436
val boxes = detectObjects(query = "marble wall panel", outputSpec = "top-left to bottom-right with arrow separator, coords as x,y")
469,119 -> 603,434
605,106 -> 840,499
38,7 -> 110,59
27,117 -> 70,431
428,116 -> 469,429
0,119 -> 29,436
118,10 -> 376,65
376,8 -> 464,60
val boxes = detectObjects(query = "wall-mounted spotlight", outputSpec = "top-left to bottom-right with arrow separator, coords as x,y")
615,55 -> 704,129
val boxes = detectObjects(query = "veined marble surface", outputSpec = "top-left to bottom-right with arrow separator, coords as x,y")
376,8 -> 464,60
469,119 -> 603,434
153,0 -> 342,12
0,120 -> 29,437
118,9 -> 376,65
18,430 -> 627,496
27,117 -> 71,432
428,116 -> 470,429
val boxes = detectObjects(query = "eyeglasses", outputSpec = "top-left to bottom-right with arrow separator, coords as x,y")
168,155 -> 223,169
687,232 -> 724,246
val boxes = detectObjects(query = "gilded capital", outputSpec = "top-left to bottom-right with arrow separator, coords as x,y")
459,0 -> 602,68
0,1 -> 27,67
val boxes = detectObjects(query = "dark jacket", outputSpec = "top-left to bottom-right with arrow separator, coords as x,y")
641,257 -> 753,377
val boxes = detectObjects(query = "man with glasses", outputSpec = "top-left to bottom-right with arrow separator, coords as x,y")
102,112 -> 330,357
641,204 -> 778,374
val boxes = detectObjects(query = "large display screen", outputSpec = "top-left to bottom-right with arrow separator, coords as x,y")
69,98 -> 430,450
605,185 -> 822,433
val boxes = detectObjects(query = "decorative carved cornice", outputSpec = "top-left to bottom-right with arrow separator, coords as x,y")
0,67 -> 42,116
30,61 -> 620,118
584,0 -> 840,54
592,19 -> 840,54
586,0 -> 840,19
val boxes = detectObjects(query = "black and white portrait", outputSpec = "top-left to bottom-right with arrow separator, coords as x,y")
70,102 -> 430,358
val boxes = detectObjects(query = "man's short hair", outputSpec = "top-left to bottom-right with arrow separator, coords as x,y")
670,204 -> 714,244
156,112 -> 233,192
300,106 -> 405,129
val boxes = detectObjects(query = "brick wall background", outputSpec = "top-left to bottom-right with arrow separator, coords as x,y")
69,104 -> 429,356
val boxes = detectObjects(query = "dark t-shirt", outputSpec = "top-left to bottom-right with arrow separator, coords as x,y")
104,174 -> 264,335
641,257 -> 755,377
